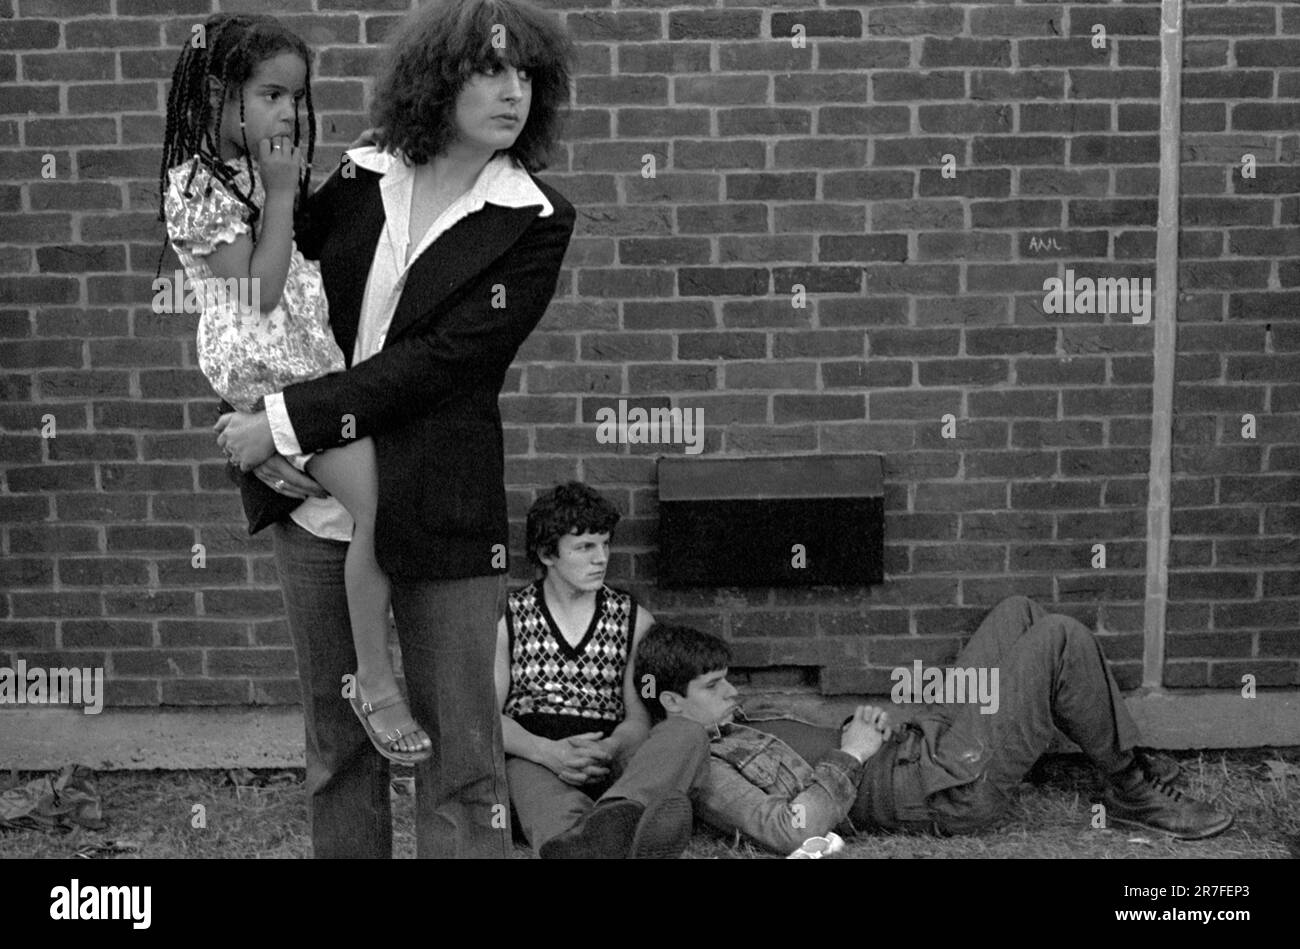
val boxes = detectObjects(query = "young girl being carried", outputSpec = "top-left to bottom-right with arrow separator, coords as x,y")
158,13 -> 429,764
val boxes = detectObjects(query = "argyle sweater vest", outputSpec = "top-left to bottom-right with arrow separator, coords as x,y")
502,581 -> 635,740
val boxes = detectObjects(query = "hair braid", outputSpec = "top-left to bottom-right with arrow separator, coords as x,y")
156,13 -> 318,272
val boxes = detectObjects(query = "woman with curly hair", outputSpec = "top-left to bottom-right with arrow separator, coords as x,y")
214,0 -> 576,858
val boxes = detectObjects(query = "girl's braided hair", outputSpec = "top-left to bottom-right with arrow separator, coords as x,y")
156,13 -> 316,272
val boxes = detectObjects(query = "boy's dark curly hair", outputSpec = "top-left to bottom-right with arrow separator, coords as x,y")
371,0 -> 573,171
156,13 -> 316,273
526,482 -> 621,571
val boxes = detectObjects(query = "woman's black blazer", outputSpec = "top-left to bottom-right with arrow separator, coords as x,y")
225,160 -> 575,581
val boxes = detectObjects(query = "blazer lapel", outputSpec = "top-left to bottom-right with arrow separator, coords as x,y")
384,202 -> 541,346
325,173 -> 386,368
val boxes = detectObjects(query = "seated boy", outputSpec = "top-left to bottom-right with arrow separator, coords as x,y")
495,482 -> 698,857
632,597 -> 1235,855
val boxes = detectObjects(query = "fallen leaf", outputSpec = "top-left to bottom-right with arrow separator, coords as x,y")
1264,760 -> 1300,782
74,839 -> 140,859
225,768 -> 258,787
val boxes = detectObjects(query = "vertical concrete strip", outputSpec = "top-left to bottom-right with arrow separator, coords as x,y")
1142,0 -> 1185,687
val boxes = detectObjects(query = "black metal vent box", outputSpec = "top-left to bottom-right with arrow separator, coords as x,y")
656,455 -> 884,588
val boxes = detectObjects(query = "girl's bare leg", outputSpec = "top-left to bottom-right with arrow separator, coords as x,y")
305,439 -> 430,755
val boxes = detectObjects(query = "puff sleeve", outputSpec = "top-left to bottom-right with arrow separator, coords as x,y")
164,160 -> 254,258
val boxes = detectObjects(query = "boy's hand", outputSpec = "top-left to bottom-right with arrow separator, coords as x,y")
839,705 -> 889,763
546,733 -> 611,786
257,135 -> 304,195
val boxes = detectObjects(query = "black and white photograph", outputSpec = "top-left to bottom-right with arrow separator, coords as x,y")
0,0 -> 1295,923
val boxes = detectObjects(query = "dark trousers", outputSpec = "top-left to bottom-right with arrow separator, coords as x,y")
750,596 -> 1141,837
913,594 -> 1140,834
272,520 -> 511,858
508,716 -> 711,852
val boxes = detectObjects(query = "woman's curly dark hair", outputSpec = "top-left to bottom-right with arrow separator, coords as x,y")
526,482 -> 621,570
371,0 -> 573,171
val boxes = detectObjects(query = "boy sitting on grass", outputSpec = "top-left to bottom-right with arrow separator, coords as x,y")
495,482 -> 697,858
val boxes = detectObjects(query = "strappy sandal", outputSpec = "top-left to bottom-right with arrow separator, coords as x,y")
347,689 -> 433,765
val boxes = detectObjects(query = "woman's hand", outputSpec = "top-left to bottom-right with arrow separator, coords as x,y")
214,410 -> 277,471
252,455 -> 330,500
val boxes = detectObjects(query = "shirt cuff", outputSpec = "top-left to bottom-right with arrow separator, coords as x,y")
819,749 -> 865,778
264,392 -> 303,458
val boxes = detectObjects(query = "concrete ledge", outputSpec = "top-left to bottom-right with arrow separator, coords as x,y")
2,690 -> 1298,770
0,707 -> 306,771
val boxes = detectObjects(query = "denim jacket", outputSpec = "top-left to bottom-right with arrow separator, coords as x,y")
696,709 -> 985,853
695,715 -> 863,854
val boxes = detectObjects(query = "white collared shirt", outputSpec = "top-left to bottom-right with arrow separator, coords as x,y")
264,147 -> 554,542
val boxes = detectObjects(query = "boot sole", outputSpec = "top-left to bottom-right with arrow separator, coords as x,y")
629,793 -> 693,859
1105,809 -> 1235,841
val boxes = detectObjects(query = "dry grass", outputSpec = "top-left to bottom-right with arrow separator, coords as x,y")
2,747 -> 1296,859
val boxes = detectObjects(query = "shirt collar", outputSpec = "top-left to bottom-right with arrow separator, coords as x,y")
343,145 -> 553,217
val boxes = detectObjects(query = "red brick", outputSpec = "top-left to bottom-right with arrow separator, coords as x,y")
0,555 -> 53,587
913,608 -> 991,638
1261,631 -> 1300,658
10,592 -> 102,618
748,269 -> 843,299
868,329 -> 958,358
251,679 -> 301,705
918,359 -> 1009,387
776,73 -> 868,103
206,648 -> 298,677
1208,661 -> 1297,689
618,42 -> 711,75
914,483 -> 1006,513
161,679 -> 251,705
869,390 -> 961,422
0,19 -> 59,48
820,297 -> 909,328
113,649 -> 204,678
968,390 -> 1058,418
5,463 -> 98,492
965,450 -> 1055,480
1168,572 -> 1258,600
1229,292 -> 1300,321
817,107 -> 908,138
631,366 -> 719,398
822,360 -> 910,390
676,204 -> 767,235
672,331 -> 761,361
157,620 -> 249,648
772,331 -> 863,359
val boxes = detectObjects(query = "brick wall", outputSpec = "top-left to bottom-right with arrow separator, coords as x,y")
0,0 -> 1296,709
